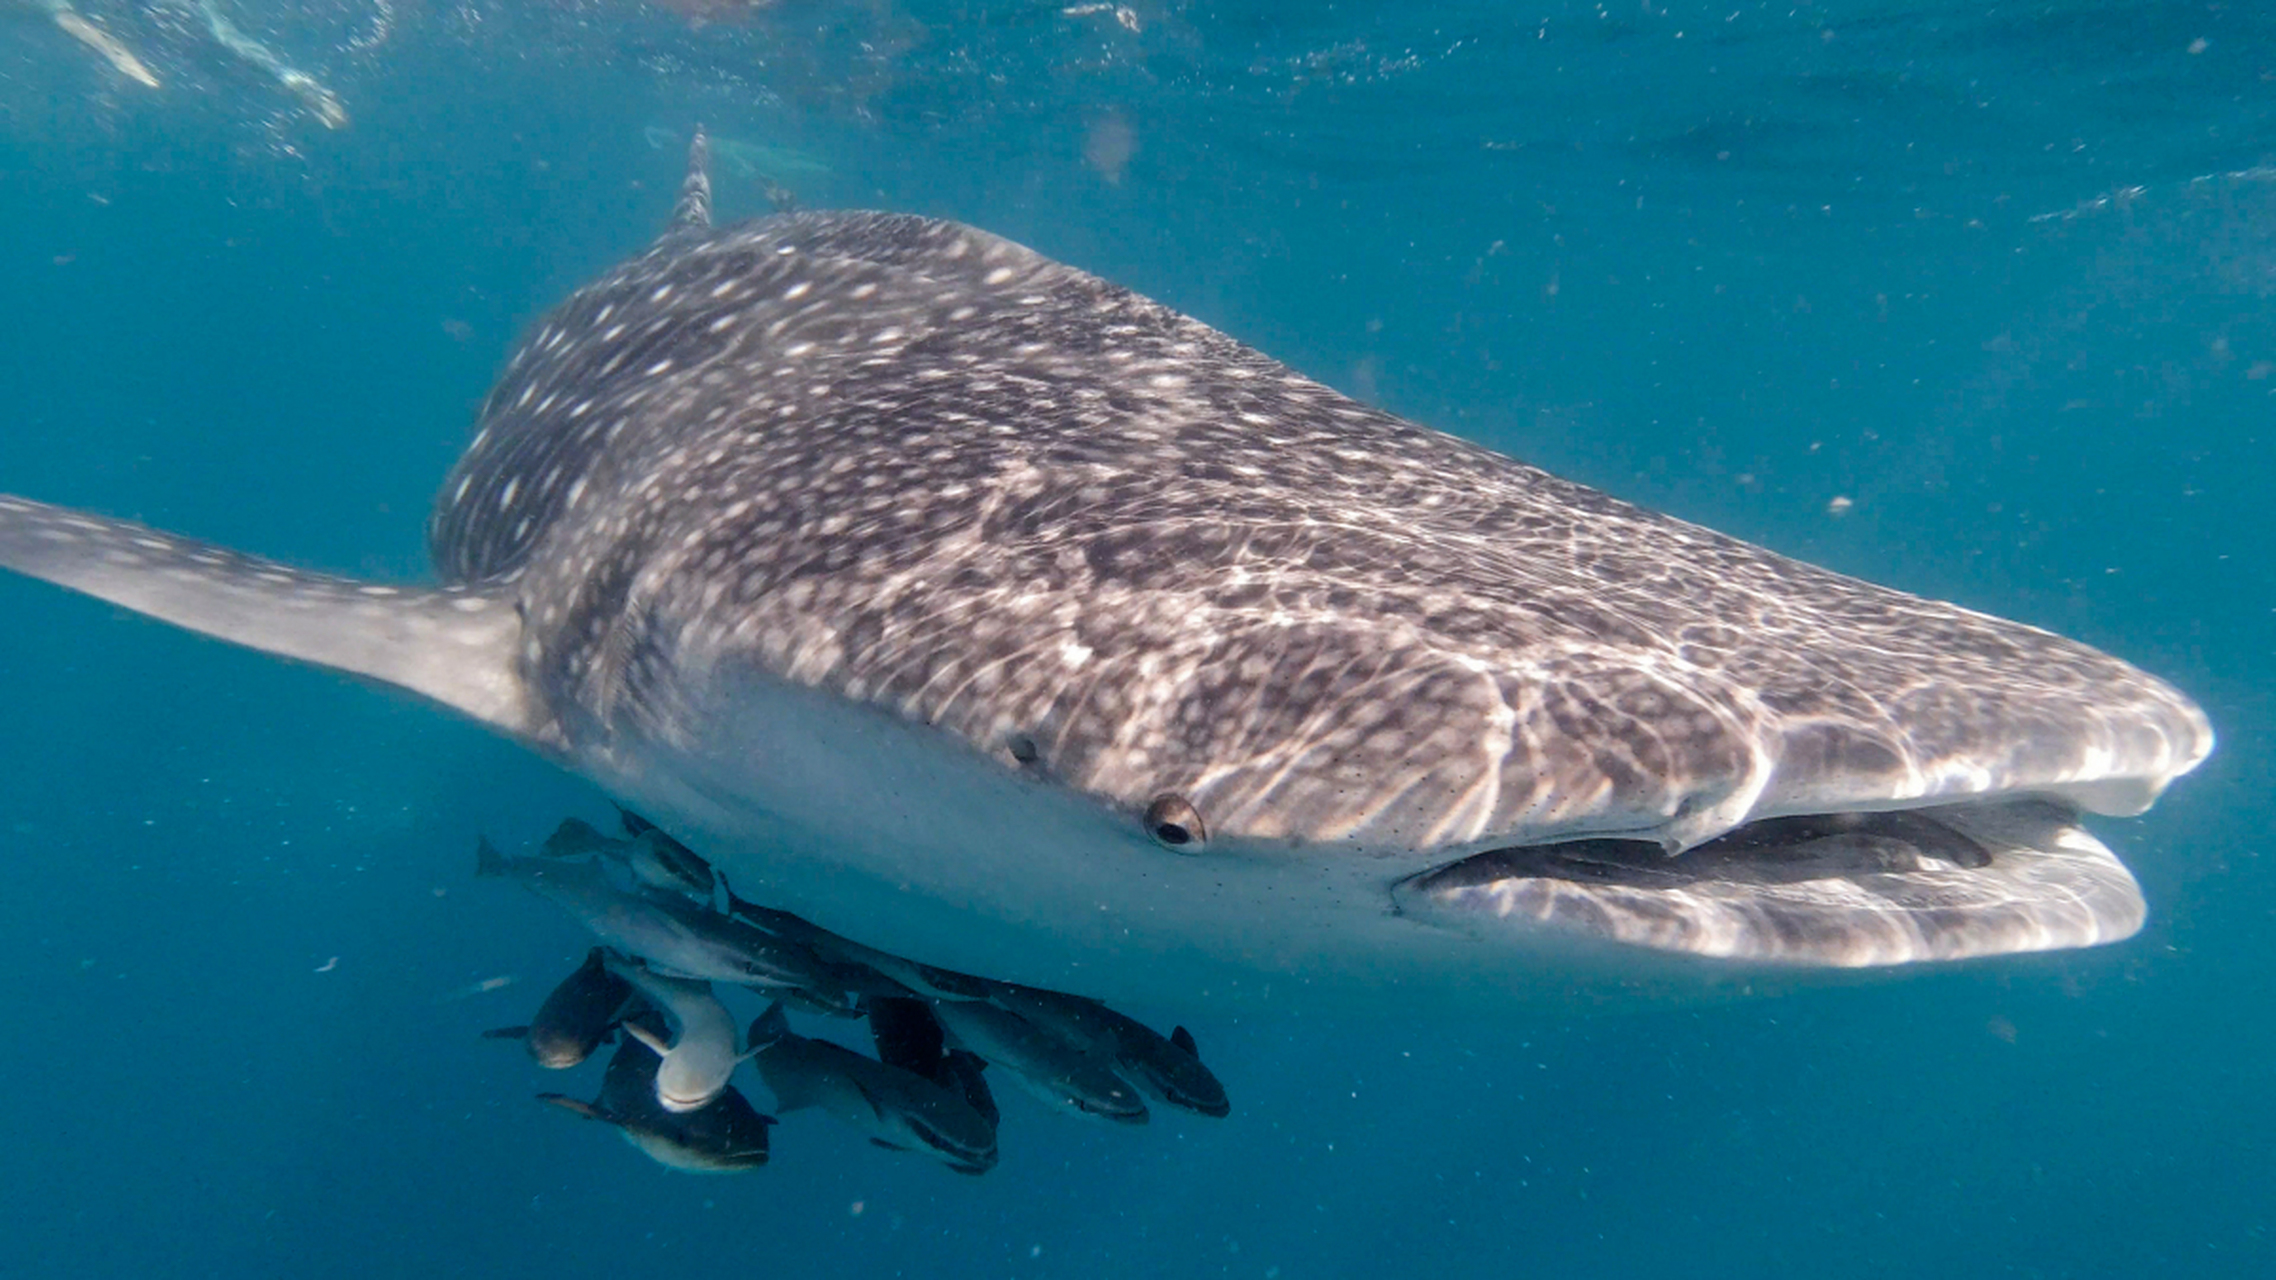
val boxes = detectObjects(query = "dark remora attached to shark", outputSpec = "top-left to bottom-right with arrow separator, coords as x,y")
540,1009 -> 776,1174
0,131 -> 2212,1003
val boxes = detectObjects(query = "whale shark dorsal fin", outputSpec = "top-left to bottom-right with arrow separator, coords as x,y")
668,125 -> 712,236
0,497 -> 540,738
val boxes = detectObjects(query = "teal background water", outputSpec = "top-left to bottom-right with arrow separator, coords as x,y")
0,1 -> 2269,1275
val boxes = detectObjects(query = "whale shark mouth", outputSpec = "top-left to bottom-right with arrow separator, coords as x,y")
1393,798 -> 2146,967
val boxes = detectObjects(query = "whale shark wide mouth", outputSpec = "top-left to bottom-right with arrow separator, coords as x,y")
1394,798 -> 2146,967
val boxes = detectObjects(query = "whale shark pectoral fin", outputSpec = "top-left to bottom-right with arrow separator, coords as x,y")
0,496 -> 540,739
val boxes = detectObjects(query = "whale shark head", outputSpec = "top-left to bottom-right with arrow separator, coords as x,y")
0,133 -> 2212,1002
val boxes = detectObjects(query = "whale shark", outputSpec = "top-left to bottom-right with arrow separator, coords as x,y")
0,131 -> 2212,1005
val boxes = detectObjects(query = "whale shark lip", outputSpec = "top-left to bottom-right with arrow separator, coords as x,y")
1393,798 -> 2146,967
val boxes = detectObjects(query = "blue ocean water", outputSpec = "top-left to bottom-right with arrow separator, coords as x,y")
0,1 -> 2268,1275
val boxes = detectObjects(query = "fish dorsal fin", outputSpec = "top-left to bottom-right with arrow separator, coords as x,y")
668,125 -> 712,236
1170,1026 -> 1199,1057
540,817 -> 610,859
0,497 -> 539,738
748,1001 -> 791,1049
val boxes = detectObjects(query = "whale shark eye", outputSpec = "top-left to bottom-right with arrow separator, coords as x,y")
1005,733 -> 1040,766
1144,794 -> 1205,850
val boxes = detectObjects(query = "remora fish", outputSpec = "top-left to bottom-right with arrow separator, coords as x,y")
602,954 -> 743,1113
474,835 -> 848,997
868,995 -> 999,1127
930,998 -> 1148,1125
602,813 -> 986,1007
523,946 -> 634,1068
728,896 -> 997,1003
991,986 -> 1228,1119
613,806 -> 723,900
748,1003 -> 999,1175
541,1012 -> 774,1173
544,815 -> 719,907
0,129 -> 2212,1004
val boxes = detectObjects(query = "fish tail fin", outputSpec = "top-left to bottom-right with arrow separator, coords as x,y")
474,837 -> 510,878
0,497 -> 537,736
669,125 -> 712,235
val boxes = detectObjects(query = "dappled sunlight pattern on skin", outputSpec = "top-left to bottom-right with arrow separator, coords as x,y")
0,129 -> 2211,1000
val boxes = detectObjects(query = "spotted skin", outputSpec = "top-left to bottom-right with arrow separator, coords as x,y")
0,137 -> 2214,981
426,208 -> 2204,856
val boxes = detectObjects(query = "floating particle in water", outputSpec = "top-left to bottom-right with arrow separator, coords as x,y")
1085,111 -> 1136,185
